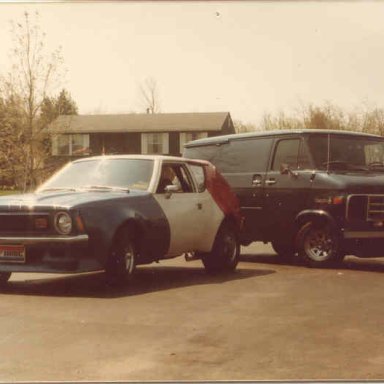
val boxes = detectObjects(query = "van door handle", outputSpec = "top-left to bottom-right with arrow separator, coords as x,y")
252,175 -> 262,187
265,178 -> 276,185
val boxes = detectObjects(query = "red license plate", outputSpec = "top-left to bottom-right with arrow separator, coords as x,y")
0,245 -> 26,263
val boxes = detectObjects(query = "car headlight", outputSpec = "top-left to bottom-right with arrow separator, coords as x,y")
54,212 -> 73,235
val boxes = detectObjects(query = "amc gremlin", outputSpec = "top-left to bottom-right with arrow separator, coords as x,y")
0,155 -> 242,284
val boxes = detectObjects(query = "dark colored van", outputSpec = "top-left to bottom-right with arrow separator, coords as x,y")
184,129 -> 384,267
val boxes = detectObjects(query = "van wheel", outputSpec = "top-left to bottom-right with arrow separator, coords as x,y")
201,222 -> 239,273
271,240 -> 296,263
0,272 -> 11,285
105,227 -> 136,284
297,222 -> 343,267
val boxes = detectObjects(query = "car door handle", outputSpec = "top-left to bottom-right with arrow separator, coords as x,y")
265,179 -> 276,185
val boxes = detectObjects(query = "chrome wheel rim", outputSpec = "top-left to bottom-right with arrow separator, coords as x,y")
223,232 -> 237,263
304,228 -> 334,261
123,243 -> 135,274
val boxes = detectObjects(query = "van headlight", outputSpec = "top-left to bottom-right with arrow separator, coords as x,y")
54,212 -> 73,235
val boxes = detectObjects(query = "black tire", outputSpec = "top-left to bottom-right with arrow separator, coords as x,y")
271,239 -> 296,263
0,272 -> 11,285
296,222 -> 343,267
201,221 -> 240,273
105,227 -> 137,284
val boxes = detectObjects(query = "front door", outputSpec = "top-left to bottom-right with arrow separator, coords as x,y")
154,162 -> 204,256
263,137 -> 313,240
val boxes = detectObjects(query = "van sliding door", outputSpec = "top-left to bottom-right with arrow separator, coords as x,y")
215,138 -> 273,242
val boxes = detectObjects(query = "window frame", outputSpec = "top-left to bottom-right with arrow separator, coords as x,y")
188,164 -> 206,193
142,133 -> 169,155
179,132 -> 208,153
271,137 -> 311,171
52,134 -> 90,156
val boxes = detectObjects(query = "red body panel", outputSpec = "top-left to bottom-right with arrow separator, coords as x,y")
204,163 -> 243,229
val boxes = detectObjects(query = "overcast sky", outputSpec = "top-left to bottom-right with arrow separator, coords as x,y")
0,1 -> 384,125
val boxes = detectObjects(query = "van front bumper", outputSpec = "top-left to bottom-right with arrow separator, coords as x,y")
343,231 -> 384,239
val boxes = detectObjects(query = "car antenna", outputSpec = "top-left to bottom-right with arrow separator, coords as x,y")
326,133 -> 331,174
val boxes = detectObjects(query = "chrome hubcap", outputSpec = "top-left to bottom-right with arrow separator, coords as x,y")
304,229 -> 334,261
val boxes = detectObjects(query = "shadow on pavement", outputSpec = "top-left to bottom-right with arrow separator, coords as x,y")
0,265 -> 275,298
240,252 -> 384,273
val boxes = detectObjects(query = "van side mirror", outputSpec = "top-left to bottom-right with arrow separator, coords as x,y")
164,184 -> 180,199
280,163 -> 298,178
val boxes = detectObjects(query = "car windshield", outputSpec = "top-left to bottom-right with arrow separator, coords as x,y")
38,158 -> 154,192
307,134 -> 384,171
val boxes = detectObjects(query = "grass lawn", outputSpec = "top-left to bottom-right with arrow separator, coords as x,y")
0,190 -> 21,196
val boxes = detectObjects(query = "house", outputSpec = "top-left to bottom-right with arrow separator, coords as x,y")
49,112 -> 234,160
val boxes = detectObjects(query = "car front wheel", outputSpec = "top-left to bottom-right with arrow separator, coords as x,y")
105,227 -> 137,284
201,221 -> 239,273
297,222 -> 343,267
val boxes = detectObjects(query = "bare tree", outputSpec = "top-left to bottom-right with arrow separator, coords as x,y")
139,77 -> 161,114
0,11 -> 64,190
233,120 -> 256,133
258,102 -> 384,134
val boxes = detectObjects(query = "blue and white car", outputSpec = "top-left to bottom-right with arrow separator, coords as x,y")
0,155 -> 242,284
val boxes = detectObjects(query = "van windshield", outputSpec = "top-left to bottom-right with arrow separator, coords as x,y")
307,134 -> 384,171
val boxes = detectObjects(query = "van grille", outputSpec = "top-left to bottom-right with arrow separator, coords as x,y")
367,195 -> 384,221
347,194 -> 384,221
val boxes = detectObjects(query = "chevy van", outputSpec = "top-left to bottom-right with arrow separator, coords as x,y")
184,129 -> 384,267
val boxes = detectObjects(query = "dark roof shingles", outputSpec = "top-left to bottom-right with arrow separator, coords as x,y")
50,112 -> 230,133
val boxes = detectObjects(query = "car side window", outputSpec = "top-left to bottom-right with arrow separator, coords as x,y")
189,164 -> 206,193
157,163 -> 194,193
272,138 -> 310,170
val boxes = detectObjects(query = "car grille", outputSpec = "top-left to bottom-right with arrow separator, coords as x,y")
0,213 -> 50,232
347,194 -> 384,221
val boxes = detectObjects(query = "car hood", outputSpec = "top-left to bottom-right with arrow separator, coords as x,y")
313,171 -> 384,194
0,189 -> 150,211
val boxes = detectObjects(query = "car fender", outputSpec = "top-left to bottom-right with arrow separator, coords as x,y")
79,194 -> 170,265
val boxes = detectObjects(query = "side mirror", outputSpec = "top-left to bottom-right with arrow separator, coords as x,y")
164,184 -> 180,199
280,163 -> 298,177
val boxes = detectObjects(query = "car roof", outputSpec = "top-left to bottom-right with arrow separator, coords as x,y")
72,154 -> 211,165
184,129 -> 383,148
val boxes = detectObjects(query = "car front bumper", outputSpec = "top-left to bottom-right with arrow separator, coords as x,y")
0,234 -> 89,245
0,234 -> 103,273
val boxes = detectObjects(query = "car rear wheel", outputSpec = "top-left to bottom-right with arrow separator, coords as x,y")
0,272 -> 11,285
297,222 -> 343,267
201,221 -> 239,273
105,227 -> 136,284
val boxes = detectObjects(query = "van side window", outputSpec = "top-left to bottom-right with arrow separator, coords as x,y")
189,164 -> 206,192
272,139 -> 311,170
216,138 -> 273,173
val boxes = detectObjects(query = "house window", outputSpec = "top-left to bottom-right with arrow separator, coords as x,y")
179,132 -> 208,153
141,133 -> 169,154
52,134 -> 90,156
